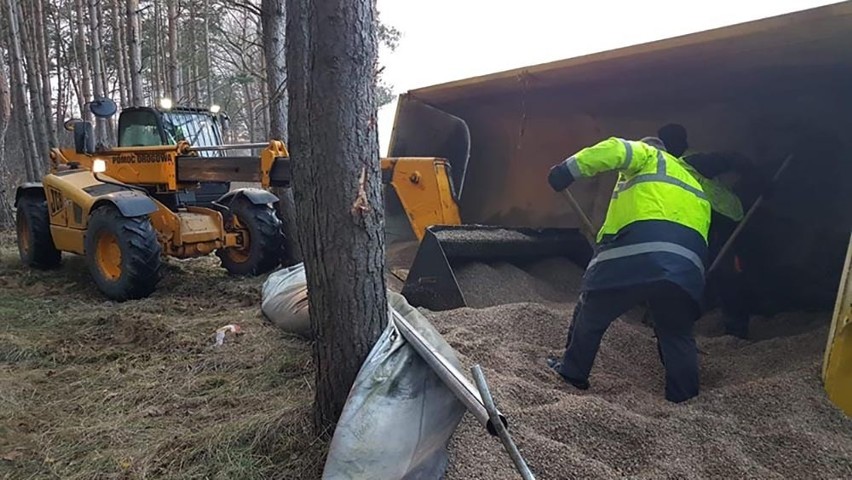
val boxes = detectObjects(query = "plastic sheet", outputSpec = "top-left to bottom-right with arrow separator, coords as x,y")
261,266 -> 467,479
323,292 -> 466,479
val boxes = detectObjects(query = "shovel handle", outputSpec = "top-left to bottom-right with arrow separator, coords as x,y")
560,189 -> 597,245
707,154 -> 794,275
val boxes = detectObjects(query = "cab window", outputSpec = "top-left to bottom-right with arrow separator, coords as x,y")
118,111 -> 164,147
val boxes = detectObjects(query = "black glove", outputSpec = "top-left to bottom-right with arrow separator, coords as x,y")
548,162 -> 575,192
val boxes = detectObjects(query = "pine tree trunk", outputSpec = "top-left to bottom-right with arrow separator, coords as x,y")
243,82 -> 255,142
34,0 -> 58,149
4,0 -> 41,180
262,0 -> 301,264
203,0 -> 211,105
19,1 -> 51,161
0,47 -> 12,225
126,0 -> 143,106
167,0 -> 180,102
111,0 -> 128,107
95,1 -> 115,141
286,0 -> 387,432
54,9 -> 66,137
74,0 -> 93,122
118,0 -> 131,104
68,0 -> 85,118
88,0 -> 108,145
188,6 -> 199,105
259,70 -> 270,137
0,45 -> 11,168
152,0 -> 164,99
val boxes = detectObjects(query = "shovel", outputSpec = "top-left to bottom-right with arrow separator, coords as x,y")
706,154 -> 794,275
560,189 -> 598,246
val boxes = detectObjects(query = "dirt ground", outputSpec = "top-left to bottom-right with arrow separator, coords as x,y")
428,259 -> 852,480
0,234 -> 323,480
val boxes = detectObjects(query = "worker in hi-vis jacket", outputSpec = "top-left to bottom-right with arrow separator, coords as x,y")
547,136 -> 711,403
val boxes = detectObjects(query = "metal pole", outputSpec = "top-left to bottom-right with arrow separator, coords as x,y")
472,365 -> 536,480
391,310 -> 506,435
708,154 -> 794,275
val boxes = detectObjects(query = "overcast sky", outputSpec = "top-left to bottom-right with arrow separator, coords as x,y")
374,0 -> 841,154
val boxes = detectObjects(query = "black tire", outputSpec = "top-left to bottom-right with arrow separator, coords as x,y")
85,206 -> 162,301
217,198 -> 283,275
16,194 -> 61,269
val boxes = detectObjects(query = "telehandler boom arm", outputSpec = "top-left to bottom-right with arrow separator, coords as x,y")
52,141 -> 461,241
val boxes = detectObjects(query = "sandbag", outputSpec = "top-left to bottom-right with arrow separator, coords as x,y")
322,292 -> 467,479
261,263 -> 311,338
262,265 -> 467,478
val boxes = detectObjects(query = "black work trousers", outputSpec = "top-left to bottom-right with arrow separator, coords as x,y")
558,281 -> 701,403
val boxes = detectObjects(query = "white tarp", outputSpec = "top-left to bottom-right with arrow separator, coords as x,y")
261,265 -> 466,479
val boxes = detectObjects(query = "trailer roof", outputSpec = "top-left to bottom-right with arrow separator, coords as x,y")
407,2 -> 852,106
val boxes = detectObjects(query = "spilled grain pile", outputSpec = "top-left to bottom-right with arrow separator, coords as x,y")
426,257 -> 852,479
453,258 -> 584,308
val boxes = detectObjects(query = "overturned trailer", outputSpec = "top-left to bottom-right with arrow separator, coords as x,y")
390,3 -> 852,413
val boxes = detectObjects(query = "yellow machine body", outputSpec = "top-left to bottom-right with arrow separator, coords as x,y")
382,157 -> 461,241
823,234 -> 852,415
39,166 -> 238,259
50,142 -> 461,245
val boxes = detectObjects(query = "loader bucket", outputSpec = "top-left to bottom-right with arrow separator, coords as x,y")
401,225 -> 593,311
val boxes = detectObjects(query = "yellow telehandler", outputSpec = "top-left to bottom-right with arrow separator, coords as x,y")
17,99 -> 584,300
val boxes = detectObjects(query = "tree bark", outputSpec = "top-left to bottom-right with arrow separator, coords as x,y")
261,0 -> 301,264
0,46 -> 12,226
34,0 -> 58,149
126,0 -> 143,106
111,0 -> 128,107
88,0 -> 109,145
19,1 -> 51,161
243,81 -> 255,142
151,0 -> 163,99
4,0 -> 41,180
95,0 -> 115,141
204,0 -> 213,106
54,8 -> 66,136
167,0 -> 181,102
0,43 -> 11,167
286,0 -> 387,432
118,0 -> 131,104
74,0 -> 93,122
188,4 -> 199,105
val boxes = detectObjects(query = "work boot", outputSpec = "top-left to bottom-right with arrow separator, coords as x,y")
546,357 -> 590,390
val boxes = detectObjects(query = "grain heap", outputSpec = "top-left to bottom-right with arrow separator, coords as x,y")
426,258 -> 852,479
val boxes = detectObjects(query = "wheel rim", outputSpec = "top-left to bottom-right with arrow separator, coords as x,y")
225,215 -> 251,264
95,231 -> 122,281
17,214 -> 30,257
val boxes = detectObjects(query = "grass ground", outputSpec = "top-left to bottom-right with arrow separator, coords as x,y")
0,233 -> 323,479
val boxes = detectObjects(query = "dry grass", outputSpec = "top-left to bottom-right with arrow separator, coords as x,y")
0,233 -> 324,480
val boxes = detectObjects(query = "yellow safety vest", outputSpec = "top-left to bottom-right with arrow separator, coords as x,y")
564,137 -> 712,243
681,155 -> 745,222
